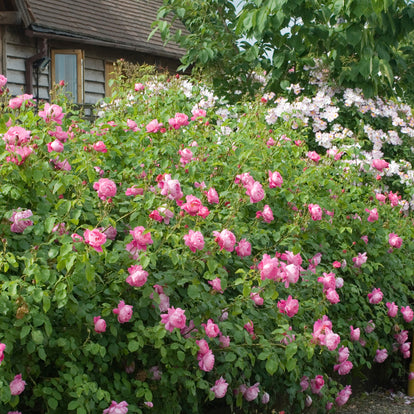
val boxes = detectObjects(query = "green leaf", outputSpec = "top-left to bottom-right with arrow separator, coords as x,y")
177,351 -> 185,362
128,340 -> 140,352
265,357 -> 278,375
20,325 -> 31,339
187,284 -> 200,300
68,400 -> 79,410
48,397 -> 58,410
45,217 -> 56,233
225,352 -> 237,362
31,329 -> 44,345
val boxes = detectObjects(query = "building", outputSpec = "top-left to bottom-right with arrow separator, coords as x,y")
0,0 -> 184,104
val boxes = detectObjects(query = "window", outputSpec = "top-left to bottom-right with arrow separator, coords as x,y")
51,49 -> 84,103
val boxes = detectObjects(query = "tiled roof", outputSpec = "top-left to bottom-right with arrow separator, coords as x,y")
18,0 -> 185,59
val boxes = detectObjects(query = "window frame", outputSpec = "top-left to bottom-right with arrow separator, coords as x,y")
51,49 -> 84,103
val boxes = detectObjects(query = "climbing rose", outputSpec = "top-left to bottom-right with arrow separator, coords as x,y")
350,326 -> 360,341
374,349 -> 388,363
210,377 -> 228,398
244,383 -> 260,401
183,230 -> 204,252
206,187 -> 219,204
93,316 -> 106,333
310,375 -> 324,394
268,170 -> 283,188
126,265 -> 148,287
353,252 -> 367,267
10,209 -> 33,233
126,226 -> 153,258
0,343 -> 5,364
365,208 -> 378,222
336,385 -> 352,406
169,112 -> 189,129
202,319 -> 220,338
258,254 -> 279,280
10,374 -> 26,395
93,141 -> 107,152
146,119 -> 163,133
386,302 -> 398,317
38,103 -> 64,124
371,159 -> 389,172
181,195 -> 202,216
93,178 -> 117,201
213,229 -> 236,252
103,400 -> 129,414
338,346 -> 350,363
388,233 -> 402,249
325,288 -> 340,304
256,204 -> 274,223
324,329 -> 340,350
235,239 -> 251,257
112,300 -> 133,323
84,229 -> 107,252
277,295 -> 299,317
307,151 -> 320,163
334,360 -> 353,375
47,139 -> 64,152
158,174 -> 184,200
198,349 -> 215,371
368,288 -> 383,304
161,307 -> 186,332
308,204 -> 322,220
401,306 -> 414,322
208,278 -> 223,293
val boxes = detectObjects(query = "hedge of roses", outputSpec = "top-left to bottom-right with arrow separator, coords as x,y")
0,65 -> 413,413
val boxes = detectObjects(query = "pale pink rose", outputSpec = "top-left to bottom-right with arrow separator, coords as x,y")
38,103 -> 64,124
9,94 -> 33,109
389,233 -> 402,248
191,108 -> 206,120
208,277 -> 223,293
401,306 -> 414,322
336,385 -> 352,406
202,319 -> 220,338
206,187 -> 219,204
144,402 -> 153,408
184,230 -> 204,252
244,383 -> 260,401
178,148 -> 193,165
244,320 -> 256,339
283,264 -> 300,288
198,349 -> 215,371
161,307 -> 186,332
51,157 -> 71,170
126,119 -> 139,131
307,151 -> 320,163
365,208 -> 378,222
261,392 -> 270,404
368,288 -> 383,304
372,159 -> 389,172
197,205 -> 210,219
338,346 -> 350,363
103,400 -> 128,414
158,293 -> 170,312
376,193 -> 386,203
277,295 -> 299,317
268,170 -> 283,188
93,178 -> 117,201
10,374 -> 26,395
158,174 -> 183,200
310,375 -> 324,394
134,82 -> 144,91
93,141 -> 107,152
169,113 -> 189,129
250,292 -> 264,306
324,329 -> 340,350
125,186 -> 144,196
48,125 -> 69,142
350,326 -> 360,341
308,203 -> 322,220
246,181 -> 265,203
113,300 -> 133,323
374,348 -> 388,363
126,265 -> 148,287
3,126 -> 31,145
312,315 -> 332,344
365,320 -> 375,333
395,330 -> 408,344
182,195 -> 202,216
300,376 -> 309,391
10,209 -> 33,233
317,272 -> 336,290
334,360 -> 353,375
219,335 -> 230,348
149,366 -> 162,380
93,316 -> 106,333
196,339 -> 210,355
213,229 -> 236,252
256,204 -> 274,223
353,252 -> 367,267
325,288 -> 340,304
47,139 -> 64,153
235,239 -> 251,257
388,191 -> 401,206
146,119 -> 163,133
386,302 -> 398,317
335,277 -> 344,289
84,229 -> 107,252
210,377 -> 228,398
126,226 -> 153,258
235,172 -> 255,187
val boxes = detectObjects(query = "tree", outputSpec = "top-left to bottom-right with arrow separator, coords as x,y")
154,0 -> 414,99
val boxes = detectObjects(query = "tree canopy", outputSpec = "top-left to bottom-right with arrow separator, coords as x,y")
154,0 -> 414,100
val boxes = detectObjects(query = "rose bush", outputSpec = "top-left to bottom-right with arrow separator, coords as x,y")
0,64 -> 413,413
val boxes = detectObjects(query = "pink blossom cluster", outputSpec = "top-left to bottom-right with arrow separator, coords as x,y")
3,126 -> 34,165
125,226 -> 153,259
9,93 -> 34,109
235,172 -> 265,203
10,209 -> 33,233
103,400 -> 128,414
157,174 -> 184,200
318,272 -> 341,304
334,346 -> 353,375
312,316 -> 340,350
394,330 -> 411,359
38,103 -> 64,124
181,195 -> 209,218
196,339 -> 215,371
161,306 -> 186,332
169,113 -> 189,130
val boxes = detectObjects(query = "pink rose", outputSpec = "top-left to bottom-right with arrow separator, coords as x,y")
103,401 -> 129,414
84,229 -> 107,252
350,326 -> 360,341
235,238 -> 251,257
191,108 -> 206,120
268,170 -> 283,188
93,316 -> 106,333
300,376 -> 309,391
308,203 -> 322,220
367,288 -> 383,304
210,377 -> 228,398
208,277 -> 223,293
38,103 -> 64,124
352,252 -> 367,267
198,349 -> 215,371
219,335 -> 230,348
386,302 -> 398,317
246,181 -> 265,203
365,320 -> 375,333
325,288 -> 340,304
324,329 -> 340,350
93,141 -> 107,152
169,113 -> 189,129
365,208 -> 378,222
244,320 -> 256,339
256,204 -> 274,223
134,82 -> 144,91
202,319 -> 220,338
0,74 -> 7,88
277,295 -> 299,317
178,148 -> 193,165
258,254 -> 280,280
0,343 -> 5,364
213,229 -> 236,252
374,348 -> 388,363
338,346 -> 350,363
146,119 -> 163,133
112,300 -> 133,323
244,383 -> 260,401
126,226 -> 153,258
10,209 -> 33,233
336,385 -> 352,406
401,306 -> 414,322
310,375 -> 324,394
10,374 -> 26,395
250,292 -> 264,306
334,360 -> 353,375
206,187 -> 219,204
47,139 -> 65,153
161,306 -> 186,332
307,151 -> 320,163
183,230 -> 204,252
182,195 -> 202,216
388,191 -> 401,207
126,265 -> 148,287
371,159 -> 389,172
93,178 -> 117,201
389,233 -> 402,249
